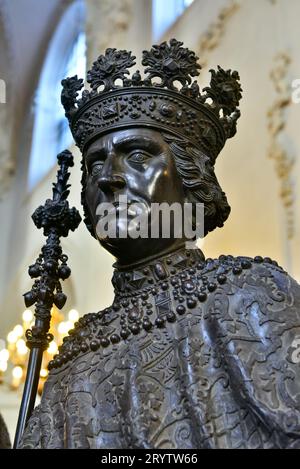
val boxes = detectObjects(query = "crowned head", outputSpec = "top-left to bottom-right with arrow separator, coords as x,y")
61,39 -> 242,265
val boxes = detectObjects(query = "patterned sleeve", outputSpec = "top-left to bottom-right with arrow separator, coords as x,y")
0,412 -> 11,448
224,262 -> 300,448
19,405 -> 42,449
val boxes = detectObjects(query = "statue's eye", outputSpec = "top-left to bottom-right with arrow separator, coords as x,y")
128,152 -> 151,164
91,162 -> 103,177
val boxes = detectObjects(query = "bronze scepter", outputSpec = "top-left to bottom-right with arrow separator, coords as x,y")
13,149 -> 81,448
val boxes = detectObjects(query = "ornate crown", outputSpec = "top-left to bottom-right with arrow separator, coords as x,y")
61,39 -> 242,163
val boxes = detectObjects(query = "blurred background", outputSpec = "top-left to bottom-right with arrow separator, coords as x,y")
0,0 -> 299,443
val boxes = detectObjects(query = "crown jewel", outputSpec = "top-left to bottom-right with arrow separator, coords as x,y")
61,39 -> 242,162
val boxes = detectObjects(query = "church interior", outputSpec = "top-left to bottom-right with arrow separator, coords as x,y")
0,0 -> 299,445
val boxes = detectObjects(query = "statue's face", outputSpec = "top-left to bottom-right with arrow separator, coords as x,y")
84,128 -> 187,265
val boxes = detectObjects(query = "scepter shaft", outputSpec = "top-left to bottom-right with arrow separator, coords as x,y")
13,348 -> 43,448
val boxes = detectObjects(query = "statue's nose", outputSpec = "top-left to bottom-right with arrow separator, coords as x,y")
97,174 -> 126,193
97,153 -> 126,193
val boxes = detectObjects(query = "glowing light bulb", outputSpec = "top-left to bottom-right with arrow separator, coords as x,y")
40,369 -> 48,378
58,321 -> 73,335
0,361 -> 7,372
13,325 -> 24,337
68,309 -> 79,322
58,322 -> 66,334
7,331 -> 18,344
22,310 -> 33,322
12,366 -> 23,379
48,341 -> 58,355
65,321 -> 73,333
16,339 -> 28,355
16,339 -> 26,348
0,349 -> 9,362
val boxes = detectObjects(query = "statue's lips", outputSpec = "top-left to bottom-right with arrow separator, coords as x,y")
95,200 -> 150,242
96,200 -> 149,220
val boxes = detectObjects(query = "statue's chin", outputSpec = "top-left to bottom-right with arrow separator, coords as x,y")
98,236 -> 146,264
96,215 -> 186,263
96,217 -> 149,242
98,233 -> 186,266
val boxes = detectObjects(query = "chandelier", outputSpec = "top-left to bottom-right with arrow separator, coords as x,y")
0,307 -> 79,393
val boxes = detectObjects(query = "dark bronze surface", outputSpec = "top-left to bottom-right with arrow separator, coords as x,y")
61,39 -> 241,158
21,250 -> 300,449
19,40 -> 300,449
0,413 -> 10,449
84,128 -> 188,265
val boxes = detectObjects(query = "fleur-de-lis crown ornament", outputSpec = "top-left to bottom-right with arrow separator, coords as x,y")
61,39 -> 242,163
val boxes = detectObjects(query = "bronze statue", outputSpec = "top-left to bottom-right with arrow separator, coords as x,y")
0,413 -> 11,449
20,40 -> 300,449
